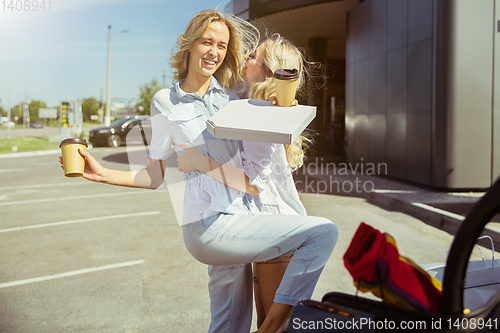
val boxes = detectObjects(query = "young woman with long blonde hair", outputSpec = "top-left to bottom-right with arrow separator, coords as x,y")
177,33 -> 337,332
61,10 -> 337,332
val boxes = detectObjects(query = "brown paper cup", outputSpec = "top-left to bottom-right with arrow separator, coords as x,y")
274,68 -> 300,107
60,138 -> 88,177
275,79 -> 298,107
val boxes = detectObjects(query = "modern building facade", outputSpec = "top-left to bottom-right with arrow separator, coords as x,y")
228,0 -> 500,189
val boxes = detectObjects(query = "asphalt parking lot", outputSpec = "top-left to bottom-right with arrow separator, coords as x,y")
0,146 -> 494,332
0,147 -> 215,332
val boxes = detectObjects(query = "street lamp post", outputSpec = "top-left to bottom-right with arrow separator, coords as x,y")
23,80 -> 33,128
105,26 -> 111,126
7,48 -> 10,140
105,26 -> 129,126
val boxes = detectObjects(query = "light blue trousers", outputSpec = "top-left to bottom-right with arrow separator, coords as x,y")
182,214 -> 339,333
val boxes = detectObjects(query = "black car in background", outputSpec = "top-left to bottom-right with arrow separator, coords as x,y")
30,122 -> 45,129
89,116 -> 150,147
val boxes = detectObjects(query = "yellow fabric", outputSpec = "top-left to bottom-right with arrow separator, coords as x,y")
352,233 -> 442,312
385,234 -> 442,292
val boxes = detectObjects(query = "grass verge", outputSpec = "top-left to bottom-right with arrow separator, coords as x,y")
0,136 -> 61,154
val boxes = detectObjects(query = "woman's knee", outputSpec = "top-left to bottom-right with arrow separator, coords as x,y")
310,217 -> 339,249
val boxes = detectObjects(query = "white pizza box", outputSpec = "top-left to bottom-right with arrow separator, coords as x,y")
206,99 -> 316,144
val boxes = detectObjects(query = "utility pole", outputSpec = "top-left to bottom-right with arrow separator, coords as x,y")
105,25 -> 129,126
7,48 -> 10,140
99,88 -> 104,125
105,25 -> 112,126
162,70 -> 167,88
25,95 -> 30,128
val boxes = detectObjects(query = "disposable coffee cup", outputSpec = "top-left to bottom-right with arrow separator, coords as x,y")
60,138 -> 88,177
274,68 -> 299,107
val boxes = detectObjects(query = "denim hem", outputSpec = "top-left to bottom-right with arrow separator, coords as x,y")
273,293 -> 300,306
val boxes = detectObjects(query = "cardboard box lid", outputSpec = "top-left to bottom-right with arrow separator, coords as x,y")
206,99 -> 316,144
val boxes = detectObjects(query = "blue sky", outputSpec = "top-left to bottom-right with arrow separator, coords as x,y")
0,0 -> 230,108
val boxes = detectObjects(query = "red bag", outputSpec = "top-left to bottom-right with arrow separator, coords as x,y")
343,222 -> 442,314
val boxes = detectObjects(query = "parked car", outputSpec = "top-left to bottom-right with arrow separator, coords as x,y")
89,116 -> 150,147
1,121 -> 15,128
30,122 -> 44,129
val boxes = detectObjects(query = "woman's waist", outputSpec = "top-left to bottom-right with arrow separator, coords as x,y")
184,170 -> 207,182
184,169 -> 244,186
184,172 -> 245,195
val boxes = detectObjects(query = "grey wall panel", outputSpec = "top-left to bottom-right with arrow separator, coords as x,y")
407,38 -> 432,113
347,9 -> 358,65
370,0 -> 388,57
368,114 -> 387,164
387,47 -> 407,114
431,0 -> 448,188
353,115 -> 370,163
349,0 -> 371,63
408,0 -> 433,45
346,64 -> 355,160
346,64 -> 355,118
354,60 -> 370,114
347,0 -> 496,188
369,54 -> 387,114
346,65 -> 354,116
387,0 -> 407,51
494,107 -> 500,182
386,113 -> 406,178
346,13 -> 352,65
347,12 -> 354,65
494,0 -> 500,182
406,112 -> 431,185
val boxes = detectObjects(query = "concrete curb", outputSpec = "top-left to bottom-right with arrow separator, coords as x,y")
0,146 -> 93,159
302,167 -> 499,250
364,189 -> 500,250
0,149 -> 62,159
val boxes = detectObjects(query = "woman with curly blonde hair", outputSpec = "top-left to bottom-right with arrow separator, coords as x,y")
247,33 -> 314,327
62,9 -> 336,332
178,33 -> 336,332
170,9 -> 258,91
247,33 -> 312,171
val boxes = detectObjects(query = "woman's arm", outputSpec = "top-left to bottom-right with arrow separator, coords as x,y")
176,146 -> 258,196
60,149 -> 165,189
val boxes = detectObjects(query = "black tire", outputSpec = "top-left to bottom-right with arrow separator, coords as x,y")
440,176 -> 500,314
107,134 -> 122,147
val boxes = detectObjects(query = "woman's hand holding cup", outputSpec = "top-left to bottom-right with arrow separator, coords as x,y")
269,95 -> 298,106
273,68 -> 300,107
59,148 -> 107,183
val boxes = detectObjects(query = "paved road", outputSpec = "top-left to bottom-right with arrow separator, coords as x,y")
0,147 -> 494,332
0,147 -> 212,332
0,127 -> 60,139
0,126 -> 98,139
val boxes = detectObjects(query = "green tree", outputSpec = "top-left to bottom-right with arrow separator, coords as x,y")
0,99 -> 5,117
28,100 -> 47,122
82,97 -> 100,122
136,79 -> 163,115
10,103 -> 23,124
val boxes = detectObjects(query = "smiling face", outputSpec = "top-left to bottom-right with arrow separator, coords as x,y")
243,42 -> 267,86
187,21 -> 230,80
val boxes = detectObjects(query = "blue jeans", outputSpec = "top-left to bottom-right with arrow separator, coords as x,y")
182,214 -> 339,333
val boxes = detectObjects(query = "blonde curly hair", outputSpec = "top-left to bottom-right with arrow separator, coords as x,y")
248,34 -> 313,171
170,9 -> 259,90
